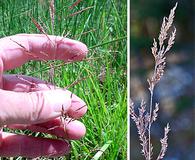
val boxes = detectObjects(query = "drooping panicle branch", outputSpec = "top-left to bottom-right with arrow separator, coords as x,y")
157,124 -> 170,160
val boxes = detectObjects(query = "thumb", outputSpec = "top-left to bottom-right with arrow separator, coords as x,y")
0,89 -> 71,126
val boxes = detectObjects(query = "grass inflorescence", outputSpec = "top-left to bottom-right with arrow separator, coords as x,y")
130,3 -> 177,160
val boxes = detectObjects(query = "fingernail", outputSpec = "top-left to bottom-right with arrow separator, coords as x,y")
67,94 -> 87,118
58,40 -> 88,61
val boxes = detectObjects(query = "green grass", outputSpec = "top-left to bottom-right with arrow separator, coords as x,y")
0,0 -> 127,159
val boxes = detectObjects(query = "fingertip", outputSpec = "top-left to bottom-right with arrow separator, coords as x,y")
68,94 -> 87,118
73,41 -> 88,60
57,38 -> 88,61
66,121 -> 86,140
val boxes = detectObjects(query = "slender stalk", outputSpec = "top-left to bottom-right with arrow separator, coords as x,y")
148,89 -> 153,160
148,64 -> 157,160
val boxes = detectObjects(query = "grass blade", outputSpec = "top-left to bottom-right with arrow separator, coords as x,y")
92,141 -> 112,160
89,36 -> 127,49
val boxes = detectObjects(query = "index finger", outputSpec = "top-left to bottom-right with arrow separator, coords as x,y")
0,34 -> 88,71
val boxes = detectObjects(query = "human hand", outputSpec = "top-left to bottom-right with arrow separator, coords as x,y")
0,34 -> 88,158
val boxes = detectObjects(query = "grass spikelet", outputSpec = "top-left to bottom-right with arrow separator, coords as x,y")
31,17 -> 46,34
157,124 -> 170,160
67,6 -> 94,18
69,0 -> 83,10
49,0 -> 55,34
31,17 -> 54,47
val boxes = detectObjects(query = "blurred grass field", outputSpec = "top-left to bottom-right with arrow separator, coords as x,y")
0,0 -> 127,159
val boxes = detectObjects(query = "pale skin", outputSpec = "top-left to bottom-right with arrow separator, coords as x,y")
0,34 -> 88,158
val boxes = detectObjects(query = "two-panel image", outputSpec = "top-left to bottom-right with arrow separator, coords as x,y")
0,0 -> 194,160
